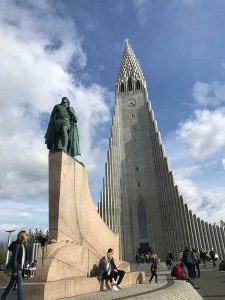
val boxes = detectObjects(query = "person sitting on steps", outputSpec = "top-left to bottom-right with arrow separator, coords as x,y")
96,250 -> 119,292
175,262 -> 199,289
107,248 -> 125,290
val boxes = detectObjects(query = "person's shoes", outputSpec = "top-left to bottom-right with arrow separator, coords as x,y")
156,282 -> 161,284
117,284 -> 122,289
149,280 -> 152,283
111,285 -> 119,292
112,279 -> 117,285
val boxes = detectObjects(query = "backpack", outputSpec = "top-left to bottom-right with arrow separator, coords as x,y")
171,265 -> 177,277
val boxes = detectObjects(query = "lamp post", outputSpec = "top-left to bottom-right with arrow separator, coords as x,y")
5,230 -> 15,265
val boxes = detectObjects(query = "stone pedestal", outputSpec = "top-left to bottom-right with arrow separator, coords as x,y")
23,152 -> 136,300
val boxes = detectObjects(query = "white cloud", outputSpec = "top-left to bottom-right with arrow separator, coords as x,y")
0,0 -> 112,234
172,166 -> 225,223
177,108 -> 225,159
173,166 -> 201,211
173,165 -> 201,179
132,0 -> 151,25
164,123 -> 225,225
193,81 -> 225,106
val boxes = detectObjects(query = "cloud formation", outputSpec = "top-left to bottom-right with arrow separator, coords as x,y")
165,81 -> 225,225
174,169 -> 225,223
132,0 -> 151,25
177,108 -> 225,159
193,81 -> 225,106
0,0 -> 112,238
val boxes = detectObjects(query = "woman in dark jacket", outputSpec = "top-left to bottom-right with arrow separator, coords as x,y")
0,230 -> 28,300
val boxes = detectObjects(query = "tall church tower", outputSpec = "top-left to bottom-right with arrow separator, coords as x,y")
98,41 -> 225,262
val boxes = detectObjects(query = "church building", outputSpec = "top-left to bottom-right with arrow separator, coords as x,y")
98,41 -> 225,262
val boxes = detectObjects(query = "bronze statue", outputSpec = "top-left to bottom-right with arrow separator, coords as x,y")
45,97 -> 81,157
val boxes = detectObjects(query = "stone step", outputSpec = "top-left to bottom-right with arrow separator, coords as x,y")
23,271 -> 145,300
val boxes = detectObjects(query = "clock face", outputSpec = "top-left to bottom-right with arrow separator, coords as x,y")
128,99 -> 136,107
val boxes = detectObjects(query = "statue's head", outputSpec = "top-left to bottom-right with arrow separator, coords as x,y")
61,97 -> 70,105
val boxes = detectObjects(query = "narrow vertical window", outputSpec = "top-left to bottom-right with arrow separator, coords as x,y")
136,167 -> 139,172
120,82 -> 124,92
136,80 -> 141,90
138,181 -> 140,187
128,78 -> 132,91
138,202 -> 148,239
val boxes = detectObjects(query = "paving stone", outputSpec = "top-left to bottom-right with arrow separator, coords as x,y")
1,262 -> 224,300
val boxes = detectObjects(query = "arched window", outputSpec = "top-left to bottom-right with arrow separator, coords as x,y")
128,78 -> 132,91
138,202 -> 148,239
120,82 -> 124,92
136,80 -> 141,90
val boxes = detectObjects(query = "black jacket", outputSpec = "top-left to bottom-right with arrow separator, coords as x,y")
97,257 -> 110,278
6,240 -> 27,272
182,249 -> 194,265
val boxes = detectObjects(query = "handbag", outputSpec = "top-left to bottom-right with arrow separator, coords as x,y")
4,267 -> 14,277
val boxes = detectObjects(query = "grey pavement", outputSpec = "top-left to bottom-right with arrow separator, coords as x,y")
63,262 -> 224,300
195,264 -> 225,300
61,263 -> 202,300
0,261 -> 224,300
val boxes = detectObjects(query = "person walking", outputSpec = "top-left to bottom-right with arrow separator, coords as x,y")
135,252 -> 140,269
192,248 -> 201,278
149,254 -> 160,284
200,248 -> 207,268
209,248 -> 216,268
182,246 -> 195,279
166,250 -> 174,268
0,231 -> 28,300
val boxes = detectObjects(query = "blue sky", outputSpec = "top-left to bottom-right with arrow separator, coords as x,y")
0,0 -> 225,241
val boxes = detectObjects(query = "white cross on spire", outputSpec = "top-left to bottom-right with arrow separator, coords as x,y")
125,38 -> 129,45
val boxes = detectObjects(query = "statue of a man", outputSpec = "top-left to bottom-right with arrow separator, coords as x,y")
45,97 -> 81,157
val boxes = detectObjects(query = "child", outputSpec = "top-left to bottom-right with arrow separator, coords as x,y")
149,254 -> 160,284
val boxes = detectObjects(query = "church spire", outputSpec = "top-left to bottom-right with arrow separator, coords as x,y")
116,39 -> 146,93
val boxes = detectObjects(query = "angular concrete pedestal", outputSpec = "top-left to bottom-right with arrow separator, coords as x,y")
23,152 -> 142,300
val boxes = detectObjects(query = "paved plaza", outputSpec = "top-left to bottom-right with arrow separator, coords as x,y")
0,261 -> 224,300
64,262 -> 225,300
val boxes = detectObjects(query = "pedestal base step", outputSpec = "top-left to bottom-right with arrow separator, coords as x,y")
23,271 -> 145,300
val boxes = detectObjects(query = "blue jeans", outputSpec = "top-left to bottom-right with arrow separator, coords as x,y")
0,270 -> 23,300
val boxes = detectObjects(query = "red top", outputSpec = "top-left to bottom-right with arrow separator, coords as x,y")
175,264 -> 185,279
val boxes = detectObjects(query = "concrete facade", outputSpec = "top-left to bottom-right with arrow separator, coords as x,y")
98,41 -> 225,261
